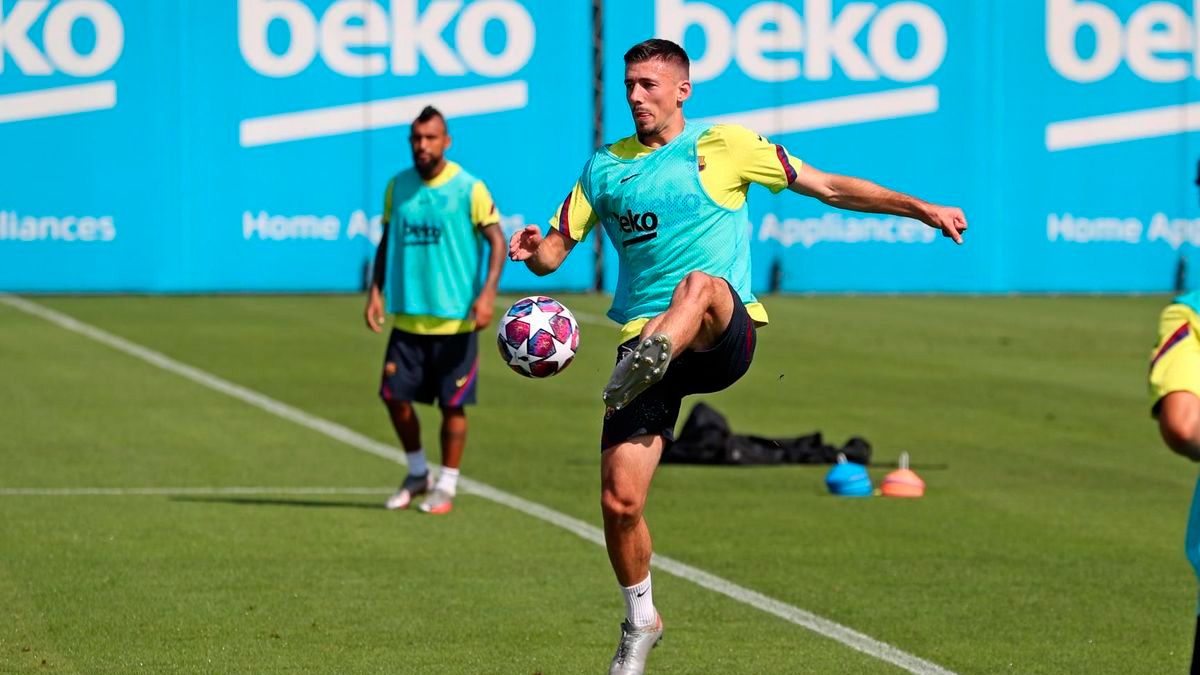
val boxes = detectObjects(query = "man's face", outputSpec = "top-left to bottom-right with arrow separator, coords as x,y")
624,58 -> 690,136
409,117 -> 450,173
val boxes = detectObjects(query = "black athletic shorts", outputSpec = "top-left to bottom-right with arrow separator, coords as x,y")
378,328 -> 479,407
600,280 -> 756,450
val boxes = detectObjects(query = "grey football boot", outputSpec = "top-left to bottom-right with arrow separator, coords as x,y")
602,333 -> 672,411
609,614 -> 664,675
417,488 -> 454,515
384,472 -> 431,510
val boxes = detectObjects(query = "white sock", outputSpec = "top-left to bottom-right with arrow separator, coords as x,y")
436,466 -> 460,496
406,449 -> 428,477
620,573 -> 656,628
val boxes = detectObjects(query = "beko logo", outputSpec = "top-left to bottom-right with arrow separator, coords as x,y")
657,0 -> 947,83
662,0 -> 946,142
238,0 -> 534,78
0,0 -> 123,124
1048,0 -> 1196,83
237,0 -> 534,147
1044,0 -> 1200,151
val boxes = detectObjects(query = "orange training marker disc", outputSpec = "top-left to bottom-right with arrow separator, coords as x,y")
881,452 -> 925,498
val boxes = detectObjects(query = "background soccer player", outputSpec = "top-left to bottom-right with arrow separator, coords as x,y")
1148,290 -> 1200,672
365,106 -> 506,515
509,39 -> 966,674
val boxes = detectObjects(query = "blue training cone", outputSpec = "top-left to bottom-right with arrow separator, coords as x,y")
825,453 -> 873,497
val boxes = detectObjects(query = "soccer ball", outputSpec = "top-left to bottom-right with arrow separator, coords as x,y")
496,296 -> 580,378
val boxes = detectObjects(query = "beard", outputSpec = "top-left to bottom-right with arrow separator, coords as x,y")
413,154 -> 440,175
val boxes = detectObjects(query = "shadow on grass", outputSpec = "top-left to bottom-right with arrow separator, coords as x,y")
170,496 -> 386,510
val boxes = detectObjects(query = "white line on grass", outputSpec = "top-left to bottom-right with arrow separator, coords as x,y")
0,294 -> 955,675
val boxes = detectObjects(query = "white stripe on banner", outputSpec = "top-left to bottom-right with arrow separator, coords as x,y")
239,81 -> 529,147
700,86 -> 940,136
0,294 -> 955,675
1046,102 -> 1200,151
0,82 -> 117,125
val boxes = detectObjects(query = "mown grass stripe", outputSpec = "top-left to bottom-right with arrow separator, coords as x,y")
0,293 -> 957,675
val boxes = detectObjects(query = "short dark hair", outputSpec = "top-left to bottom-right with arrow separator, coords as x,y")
623,39 -> 690,73
413,105 -> 447,131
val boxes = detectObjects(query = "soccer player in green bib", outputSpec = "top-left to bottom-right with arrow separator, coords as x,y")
366,106 -> 506,515
1148,289 -> 1200,671
509,40 -> 968,674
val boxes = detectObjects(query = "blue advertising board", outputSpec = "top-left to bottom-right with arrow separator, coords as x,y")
0,0 -> 178,291
599,0 -> 1200,293
0,0 -> 594,292
997,0 -> 1200,291
4,0 -> 1200,293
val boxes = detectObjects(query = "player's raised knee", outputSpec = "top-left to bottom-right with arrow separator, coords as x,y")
680,270 -> 718,289
674,270 -> 720,302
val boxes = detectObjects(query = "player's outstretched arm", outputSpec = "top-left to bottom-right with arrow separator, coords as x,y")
364,226 -> 389,333
508,226 -> 576,276
788,164 -> 968,244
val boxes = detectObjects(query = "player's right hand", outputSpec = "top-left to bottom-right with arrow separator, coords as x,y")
926,205 -> 968,245
508,225 -> 543,261
365,290 -> 385,333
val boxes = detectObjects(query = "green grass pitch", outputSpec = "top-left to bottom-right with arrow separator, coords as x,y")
0,293 -> 1194,673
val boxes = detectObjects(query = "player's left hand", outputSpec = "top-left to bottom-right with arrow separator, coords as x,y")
925,205 -> 968,244
472,293 -> 496,330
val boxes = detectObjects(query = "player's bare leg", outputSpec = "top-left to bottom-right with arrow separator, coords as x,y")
603,272 -> 735,410
385,400 -> 422,452
420,406 -> 466,514
601,435 -> 665,674
601,435 -> 661,585
439,406 -> 467,470
384,400 -> 432,510
1158,392 -> 1200,462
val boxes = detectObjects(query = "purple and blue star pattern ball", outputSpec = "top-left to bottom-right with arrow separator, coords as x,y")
496,296 -> 580,378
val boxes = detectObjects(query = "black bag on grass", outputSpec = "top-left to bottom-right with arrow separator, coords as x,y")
662,403 -> 871,466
